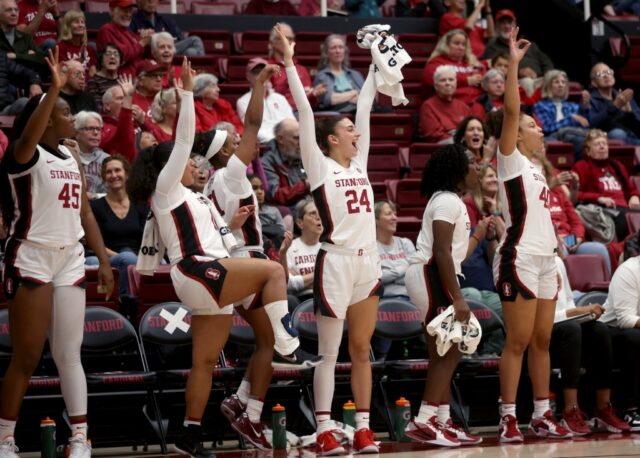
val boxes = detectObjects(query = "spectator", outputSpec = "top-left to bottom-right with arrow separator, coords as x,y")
471,68 -> 504,120
454,115 -> 495,164
251,174 -> 286,249
100,78 -> 137,160
482,9 -> 554,97
0,0 -> 46,73
150,31 -> 180,87
266,23 -> 325,109
491,52 -> 509,76
136,129 -> 158,153
0,51 -> 41,115
131,0 -> 204,56
345,0 -> 384,16
589,62 -> 640,145
85,155 -> 148,296
193,72 -> 244,134
87,43 -> 122,111
16,0 -> 59,51
261,118 -> 310,206
280,197 -> 322,302
313,34 -> 364,113
59,59 -> 98,114
419,65 -> 472,143
237,57 -> 295,144
147,87 -> 177,143
604,0 -> 640,15
245,0 -> 299,15
75,110 -> 110,198
57,10 -> 97,77
600,254 -> 640,431
375,200 -> 415,299
395,0 -> 431,17
96,0 -> 152,77
189,153 -> 209,194
550,256 -> 631,435
573,128 -> 640,241
534,69 -> 590,158
439,0 -> 494,58
132,59 -> 164,118
299,0 -> 345,15
423,29 -> 485,105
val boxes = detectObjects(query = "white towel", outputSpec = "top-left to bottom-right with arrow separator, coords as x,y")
426,305 -> 483,356
137,210 -> 165,276
357,25 -> 412,106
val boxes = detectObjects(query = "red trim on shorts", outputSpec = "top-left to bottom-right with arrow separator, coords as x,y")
367,280 -> 381,298
316,250 -> 337,318
511,249 -> 537,298
73,276 -> 86,286
422,262 -> 433,321
176,262 -> 221,304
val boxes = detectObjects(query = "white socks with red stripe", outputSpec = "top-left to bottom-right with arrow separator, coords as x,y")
355,410 -> 370,430
236,378 -> 250,405
316,412 -> 332,434
0,418 -> 15,441
499,402 -> 517,418
533,398 -> 550,419
70,421 -> 88,438
417,402 -> 438,423
264,300 -> 299,356
246,397 -> 264,423
437,404 -> 450,424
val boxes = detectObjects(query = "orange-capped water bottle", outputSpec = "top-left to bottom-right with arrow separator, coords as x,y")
40,417 -> 56,458
342,400 -> 356,428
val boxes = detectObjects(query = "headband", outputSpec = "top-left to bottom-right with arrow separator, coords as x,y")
205,130 -> 228,161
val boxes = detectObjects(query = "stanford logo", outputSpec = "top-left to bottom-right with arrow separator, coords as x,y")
502,282 -> 512,297
205,268 -> 220,280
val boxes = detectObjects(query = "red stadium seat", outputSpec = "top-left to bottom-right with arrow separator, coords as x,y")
377,82 -> 422,112
546,141 -> 574,170
346,33 -> 370,57
216,0 -> 250,13
191,1 -> 236,14
398,33 -> 437,57
129,265 -> 180,324
234,30 -> 270,55
156,1 -> 186,13
408,142 -> 440,175
294,32 -> 330,56
395,216 -> 421,242
609,144 -> 637,172
173,55 -> 220,74
57,0 -> 81,12
188,30 -> 231,55
85,0 -> 110,12
631,175 -> 640,193
219,82 -> 250,108
370,113 -> 413,144
385,178 -> 425,217
367,143 -> 400,181
626,211 -> 640,234
222,55 -> 260,82
564,254 -> 610,292
85,267 -> 120,310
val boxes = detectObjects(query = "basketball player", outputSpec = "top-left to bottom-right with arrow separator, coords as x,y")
493,28 -> 572,441
202,64 -> 320,450
277,24 -> 381,455
403,145 -> 484,447
0,49 -> 115,458
127,59 -> 292,457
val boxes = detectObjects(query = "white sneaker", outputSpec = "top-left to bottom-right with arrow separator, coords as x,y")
0,437 -> 18,458
67,434 -> 91,458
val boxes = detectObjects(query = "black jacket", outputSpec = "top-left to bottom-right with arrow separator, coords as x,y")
0,51 -> 41,109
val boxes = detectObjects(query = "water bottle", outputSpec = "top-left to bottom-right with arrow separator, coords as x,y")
271,404 -> 287,449
342,400 -> 356,428
395,397 -> 411,442
40,417 -> 56,458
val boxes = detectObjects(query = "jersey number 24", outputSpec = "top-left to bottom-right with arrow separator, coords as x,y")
345,189 -> 371,214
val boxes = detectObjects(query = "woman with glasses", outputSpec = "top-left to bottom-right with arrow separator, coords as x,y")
75,111 -> 109,199
193,73 -> 244,134
87,44 -> 122,112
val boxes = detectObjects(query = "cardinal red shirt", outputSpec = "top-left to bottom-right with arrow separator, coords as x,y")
18,0 -> 57,46
573,157 -> 639,208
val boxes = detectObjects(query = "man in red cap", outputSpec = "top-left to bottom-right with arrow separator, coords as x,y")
482,8 -> 554,97
132,59 -> 163,118
96,0 -> 154,77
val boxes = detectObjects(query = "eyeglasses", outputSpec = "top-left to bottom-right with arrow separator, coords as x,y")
595,69 -> 614,78
104,50 -> 120,57
144,73 -> 163,79
79,126 -> 102,133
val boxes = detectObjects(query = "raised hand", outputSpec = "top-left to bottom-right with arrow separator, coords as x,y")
117,74 -> 135,97
45,47 -> 68,91
274,23 -> 295,66
180,57 -> 194,92
508,27 -> 531,64
256,64 -> 280,85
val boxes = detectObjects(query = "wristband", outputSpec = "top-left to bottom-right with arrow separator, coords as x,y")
471,233 -> 482,243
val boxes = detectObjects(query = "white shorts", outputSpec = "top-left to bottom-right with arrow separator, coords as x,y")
171,256 -> 234,316
493,250 -> 558,301
405,261 -> 454,324
313,247 -> 382,320
2,238 -> 85,298
231,249 -> 268,311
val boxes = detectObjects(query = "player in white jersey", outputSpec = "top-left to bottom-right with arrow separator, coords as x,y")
493,28 -> 571,443
200,64 -> 320,450
403,145 -> 483,447
277,24 -> 381,455
0,49 -> 114,458
127,59 -> 291,457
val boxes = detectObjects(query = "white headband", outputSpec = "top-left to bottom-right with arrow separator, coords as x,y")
205,130 -> 228,161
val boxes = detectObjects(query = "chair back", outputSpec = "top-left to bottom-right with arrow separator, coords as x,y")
291,299 -> 347,341
374,299 -> 423,340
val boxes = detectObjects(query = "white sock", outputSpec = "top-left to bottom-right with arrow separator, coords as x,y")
264,300 -> 299,356
437,404 -> 450,425
355,410 -> 370,431
0,418 -> 16,441
499,402 -> 517,418
236,378 -> 251,405
70,421 -> 88,438
316,412 -> 332,434
416,402 -> 438,423
246,397 -> 264,423
183,417 -> 201,427
533,398 -> 550,419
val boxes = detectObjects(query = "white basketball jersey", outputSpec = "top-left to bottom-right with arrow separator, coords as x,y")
496,148 -> 557,256
203,156 -> 262,252
312,156 -> 376,248
8,144 -> 84,247
287,237 -> 321,296
152,186 -> 229,265
412,191 -> 470,275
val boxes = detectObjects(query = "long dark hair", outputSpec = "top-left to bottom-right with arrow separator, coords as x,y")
127,141 -> 176,204
421,144 -> 470,199
315,116 -> 348,153
0,95 -> 46,230
453,116 -> 488,147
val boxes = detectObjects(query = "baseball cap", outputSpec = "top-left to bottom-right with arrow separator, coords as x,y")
137,60 -> 164,77
109,0 -> 137,8
495,9 -> 516,22
246,57 -> 269,73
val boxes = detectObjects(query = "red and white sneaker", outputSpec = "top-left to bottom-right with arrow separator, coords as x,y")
498,414 -> 524,443
560,406 -> 591,436
353,428 -> 379,454
528,410 -> 573,439
220,394 -> 245,423
593,404 -> 631,433
404,416 -> 460,447
316,430 -> 346,456
439,418 -> 482,444
231,413 -> 271,450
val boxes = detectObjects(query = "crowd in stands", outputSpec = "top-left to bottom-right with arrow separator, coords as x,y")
0,0 -> 639,439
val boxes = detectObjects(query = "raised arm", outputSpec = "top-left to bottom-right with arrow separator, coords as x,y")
156,58 -> 195,195
499,27 -> 531,157
355,65 -> 376,165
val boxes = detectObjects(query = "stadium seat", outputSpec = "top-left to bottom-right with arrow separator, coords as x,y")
192,1 -> 236,14
294,31 -> 330,56
222,55 -> 258,82
234,31 -> 270,55
85,0 -> 110,12
57,0 -> 81,12
564,254 -> 610,292
398,33 -> 438,56
400,57 -> 429,84
370,113 -> 413,144
219,82 -> 250,108
346,32 -> 370,57
217,0 -> 250,13
608,144 -> 637,172
395,216 -> 421,241
632,175 -> 640,193
385,178 -> 424,217
546,141 -> 575,170
377,82 -> 422,111
129,265 -> 180,325
156,1 -> 186,13
188,30 -> 232,55
367,143 -> 400,182
574,290 -> 608,307
173,54 -> 220,74
626,211 -> 640,234
408,142 -> 440,176
85,267 -> 120,310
